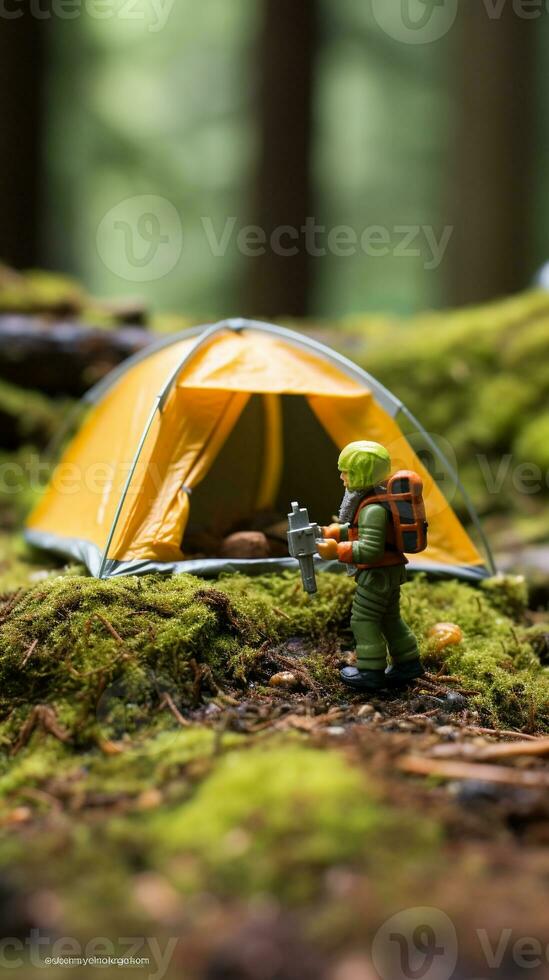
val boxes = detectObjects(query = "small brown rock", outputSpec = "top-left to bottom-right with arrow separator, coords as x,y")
97,738 -> 125,756
136,789 -> 163,811
6,806 -> 32,826
428,622 -> 464,651
221,531 -> 270,559
269,671 -> 298,690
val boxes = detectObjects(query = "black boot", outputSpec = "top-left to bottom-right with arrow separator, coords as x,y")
340,666 -> 387,692
385,659 -> 425,689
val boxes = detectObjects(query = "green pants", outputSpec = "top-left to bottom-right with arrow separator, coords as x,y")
351,565 -> 419,671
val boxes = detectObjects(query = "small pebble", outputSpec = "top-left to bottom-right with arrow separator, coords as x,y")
357,704 -> 375,717
221,531 -> 270,559
445,691 -> 468,712
204,703 -> 222,716
428,622 -> 464,651
436,725 -> 457,739
137,789 -> 163,811
269,671 -> 298,690
434,712 -> 454,726
449,780 -> 504,804
6,806 -> 32,825
409,696 -> 445,714
327,726 -> 346,736
285,637 -> 307,657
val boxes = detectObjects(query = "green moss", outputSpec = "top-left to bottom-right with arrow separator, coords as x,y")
0,732 -> 438,942
341,291 -> 549,531
0,267 -> 86,316
514,413 -> 549,473
0,533 -> 65,592
0,568 -> 546,749
150,741 -> 438,901
403,574 -> 549,731
0,569 -> 356,747
0,379 -> 72,449
0,727 -> 226,807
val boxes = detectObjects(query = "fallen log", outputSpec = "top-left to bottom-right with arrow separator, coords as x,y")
0,315 -> 153,395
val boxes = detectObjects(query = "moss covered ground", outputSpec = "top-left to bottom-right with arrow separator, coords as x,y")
1,281 -> 549,976
0,540 -> 548,977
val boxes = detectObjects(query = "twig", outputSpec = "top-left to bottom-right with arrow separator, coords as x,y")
20,639 -> 38,668
0,589 -> 24,623
433,737 -> 549,763
12,705 -> 71,754
407,709 -> 440,720
273,606 -> 291,621
398,755 -> 549,788
65,658 -> 120,679
463,725 -> 538,741
94,614 -> 125,645
159,692 -> 191,728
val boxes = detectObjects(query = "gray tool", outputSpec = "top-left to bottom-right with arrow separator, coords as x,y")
287,501 -> 321,595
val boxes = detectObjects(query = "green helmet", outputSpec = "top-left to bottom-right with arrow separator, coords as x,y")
338,441 -> 391,491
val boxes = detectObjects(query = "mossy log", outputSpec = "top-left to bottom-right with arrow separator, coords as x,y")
0,315 -> 151,395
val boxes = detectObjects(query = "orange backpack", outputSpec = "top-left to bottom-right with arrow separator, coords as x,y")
358,470 -> 428,554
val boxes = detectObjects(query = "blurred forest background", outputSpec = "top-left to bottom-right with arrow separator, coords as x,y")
0,0 -> 549,583
3,8 -> 549,972
0,0 -> 547,318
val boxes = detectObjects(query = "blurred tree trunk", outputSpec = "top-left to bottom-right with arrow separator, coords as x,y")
245,0 -> 318,318
447,5 -> 536,305
0,18 -> 44,268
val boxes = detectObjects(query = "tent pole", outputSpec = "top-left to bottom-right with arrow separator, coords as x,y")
97,322 -> 227,579
97,397 -> 161,580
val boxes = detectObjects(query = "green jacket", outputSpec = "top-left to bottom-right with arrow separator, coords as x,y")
338,503 -> 388,566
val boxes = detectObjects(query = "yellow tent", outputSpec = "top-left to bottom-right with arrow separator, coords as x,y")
25,319 -> 494,581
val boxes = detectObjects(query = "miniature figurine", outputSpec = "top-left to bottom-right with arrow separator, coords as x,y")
316,441 -> 427,693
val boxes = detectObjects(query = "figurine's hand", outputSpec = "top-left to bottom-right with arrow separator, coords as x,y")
316,538 -> 339,560
321,523 -> 341,541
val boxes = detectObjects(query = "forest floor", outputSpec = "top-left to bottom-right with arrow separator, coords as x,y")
1,280 -> 549,976
0,539 -> 549,979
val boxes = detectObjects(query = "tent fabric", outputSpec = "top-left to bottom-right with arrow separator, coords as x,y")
173,329 -> 366,395
26,321 -> 492,581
